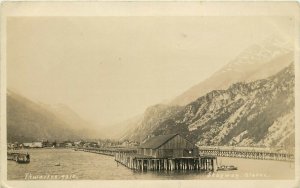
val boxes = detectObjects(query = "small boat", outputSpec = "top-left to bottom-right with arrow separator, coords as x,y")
217,165 -> 238,171
17,157 -> 30,164
7,152 -> 30,164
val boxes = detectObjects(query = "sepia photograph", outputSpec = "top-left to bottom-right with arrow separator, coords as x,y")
0,1 -> 299,188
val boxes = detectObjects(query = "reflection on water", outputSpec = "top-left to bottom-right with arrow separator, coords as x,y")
7,149 -> 294,180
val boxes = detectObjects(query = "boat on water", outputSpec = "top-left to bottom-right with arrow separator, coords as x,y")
217,165 -> 238,171
7,151 -> 30,164
55,162 -> 61,166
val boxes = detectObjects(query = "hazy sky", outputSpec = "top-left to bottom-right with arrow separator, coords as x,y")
7,16 -> 294,126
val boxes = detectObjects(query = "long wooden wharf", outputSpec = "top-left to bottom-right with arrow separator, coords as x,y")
73,135 -> 294,171
198,146 -> 294,161
75,147 -> 136,156
75,145 -> 294,163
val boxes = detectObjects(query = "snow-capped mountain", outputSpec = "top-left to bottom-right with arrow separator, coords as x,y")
170,36 -> 293,106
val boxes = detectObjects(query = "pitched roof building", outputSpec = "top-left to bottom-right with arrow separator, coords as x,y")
137,133 -> 198,158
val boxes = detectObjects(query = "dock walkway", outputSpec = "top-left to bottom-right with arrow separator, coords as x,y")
198,146 -> 294,161
75,147 -> 136,156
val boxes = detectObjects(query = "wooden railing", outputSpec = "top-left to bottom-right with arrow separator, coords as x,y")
198,146 -> 294,161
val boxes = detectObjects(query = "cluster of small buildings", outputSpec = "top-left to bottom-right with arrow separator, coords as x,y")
7,142 -> 44,149
7,139 -> 139,150
118,140 -> 139,148
7,140 -> 86,149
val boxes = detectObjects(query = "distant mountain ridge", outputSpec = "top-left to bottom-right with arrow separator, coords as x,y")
122,63 -> 294,148
7,91 -> 101,142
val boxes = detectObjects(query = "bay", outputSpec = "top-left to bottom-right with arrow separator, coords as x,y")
7,149 -> 295,180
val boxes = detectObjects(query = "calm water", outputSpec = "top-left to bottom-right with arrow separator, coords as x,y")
7,149 -> 295,180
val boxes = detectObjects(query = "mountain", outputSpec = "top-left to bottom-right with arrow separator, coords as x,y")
121,104 -> 183,142
107,114 -> 144,140
170,36 -> 293,106
41,103 -> 103,138
48,104 -> 89,131
123,63 -> 295,148
7,91 -> 99,143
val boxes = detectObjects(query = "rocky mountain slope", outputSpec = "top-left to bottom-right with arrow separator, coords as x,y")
7,91 -> 100,142
122,104 -> 183,142
124,63 -> 295,148
170,37 -> 293,106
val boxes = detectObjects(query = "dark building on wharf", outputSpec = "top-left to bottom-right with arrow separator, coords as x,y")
137,134 -> 199,158
115,133 -> 217,172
